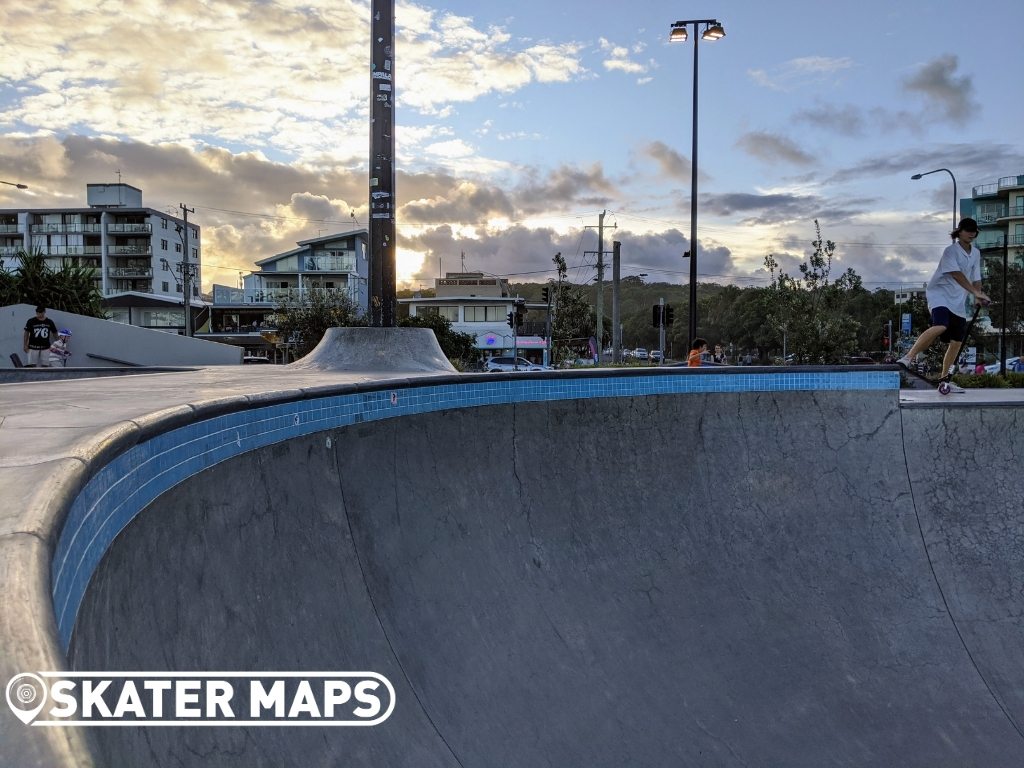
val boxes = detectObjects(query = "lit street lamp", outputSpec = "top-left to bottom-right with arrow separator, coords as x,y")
910,168 -> 957,230
1,180 -> 28,189
670,18 -> 725,346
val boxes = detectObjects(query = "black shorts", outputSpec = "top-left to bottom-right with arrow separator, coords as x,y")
931,306 -> 967,343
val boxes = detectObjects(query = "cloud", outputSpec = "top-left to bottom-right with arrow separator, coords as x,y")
599,37 -> 648,75
792,102 -> 866,137
513,163 -> 617,213
639,141 -> 691,181
0,0 -> 586,161
902,54 -> 977,126
748,56 -> 854,92
701,191 -> 871,226
735,131 -> 816,166
402,224 -> 735,284
826,142 -> 1024,186
401,181 -> 515,226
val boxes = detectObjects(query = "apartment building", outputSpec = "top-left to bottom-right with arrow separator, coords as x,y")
961,173 -> 1024,262
0,184 -> 205,333
200,230 -> 369,358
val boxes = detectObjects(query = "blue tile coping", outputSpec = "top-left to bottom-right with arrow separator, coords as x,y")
51,366 -> 899,649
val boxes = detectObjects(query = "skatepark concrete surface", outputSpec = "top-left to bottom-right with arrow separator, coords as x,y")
1,331 -> 1023,767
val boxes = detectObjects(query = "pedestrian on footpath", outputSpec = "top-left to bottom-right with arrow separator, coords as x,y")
23,305 -> 57,367
688,337 -> 707,367
897,218 -> 989,393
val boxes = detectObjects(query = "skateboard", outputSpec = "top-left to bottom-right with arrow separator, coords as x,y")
899,301 -> 987,395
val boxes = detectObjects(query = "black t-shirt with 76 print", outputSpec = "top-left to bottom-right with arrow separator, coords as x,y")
25,317 -> 57,349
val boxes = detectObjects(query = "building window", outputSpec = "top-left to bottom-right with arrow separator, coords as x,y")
109,308 -> 130,324
464,306 -> 503,322
175,243 -> 182,252
417,305 -> 459,321
191,228 -> 198,239
191,248 -> 197,258
139,309 -> 184,327
160,239 -> 167,250
176,284 -> 182,293
192,286 -> 199,297
160,219 -> 168,230
162,281 -> 169,292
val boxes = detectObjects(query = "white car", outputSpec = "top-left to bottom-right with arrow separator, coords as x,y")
634,348 -> 649,361
486,356 -> 547,372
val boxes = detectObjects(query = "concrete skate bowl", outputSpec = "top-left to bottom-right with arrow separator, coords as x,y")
49,374 -> 1024,766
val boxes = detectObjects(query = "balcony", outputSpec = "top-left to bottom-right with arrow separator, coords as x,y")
108,266 -> 153,278
212,285 -> 355,306
0,246 -> 20,256
107,223 -> 152,234
976,235 -> 1004,250
0,224 -> 20,234
999,175 -> 1024,190
1002,205 -> 1024,219
106,287 -> 154,296
973,183 -> 999,197
111,245 -> 153,255
976,206 -> 1006,225
37,246 -> 103,256
29,223 -> 102,234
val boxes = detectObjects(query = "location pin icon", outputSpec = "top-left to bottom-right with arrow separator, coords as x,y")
6,673 -> 47,725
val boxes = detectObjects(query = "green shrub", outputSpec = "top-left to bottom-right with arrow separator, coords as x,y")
951,373 -> 1010,388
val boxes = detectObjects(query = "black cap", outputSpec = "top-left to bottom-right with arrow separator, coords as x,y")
35,305 -> 46,313
957,217 -> 979,232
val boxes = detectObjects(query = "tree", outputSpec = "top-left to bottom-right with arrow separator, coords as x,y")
274,285 -> 365,359
399,312 -> 476,365
0,249 -> 106,317
550,251 -> 593,364
762,221 -> 861,364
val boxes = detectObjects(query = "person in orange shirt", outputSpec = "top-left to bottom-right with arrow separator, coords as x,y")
687,337 -> 707,367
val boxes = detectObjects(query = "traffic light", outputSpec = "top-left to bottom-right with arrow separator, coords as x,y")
664,305 -> 675,326
541,286 -> 550,304
507,312 -> 516,329
652,305 -> 662,327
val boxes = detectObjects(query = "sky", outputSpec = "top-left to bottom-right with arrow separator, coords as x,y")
1,0 -> 1023,295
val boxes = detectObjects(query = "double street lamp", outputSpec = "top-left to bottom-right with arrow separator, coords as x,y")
670,18 -> 725,345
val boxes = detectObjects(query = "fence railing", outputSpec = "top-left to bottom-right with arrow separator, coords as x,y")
998,175 -> 1024,189
107,223 -> 152,233
108,267 -> 153,277
974,183 -> 999,196
111,246 -> 152,255
212,285 -> 357,305
29,223 -> 102,234
0,224 -> 20,234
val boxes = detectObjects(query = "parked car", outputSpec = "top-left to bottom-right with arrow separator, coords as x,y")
242,355 -> 273,364
650,350 -> 664,364
486,356 -> 547,372
633,348 -> 649,361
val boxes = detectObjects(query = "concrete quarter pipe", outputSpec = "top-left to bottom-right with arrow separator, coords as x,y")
63,387 -> 1024,766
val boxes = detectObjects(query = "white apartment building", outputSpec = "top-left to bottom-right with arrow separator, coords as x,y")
398,272 -> 546,363
0,184 -> 206,333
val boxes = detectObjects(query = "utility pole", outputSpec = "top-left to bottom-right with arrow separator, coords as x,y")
612,241 -> 621,363
369,0 -> 396,326
544,283 -> 553,368
659,297 -> 666,362
180,204 -> 195,337
595,210 -> 605,363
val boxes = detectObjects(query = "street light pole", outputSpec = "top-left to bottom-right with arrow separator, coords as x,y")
670,19 -> 725,345
910,168 -> 957,230
0,181 -> 28,189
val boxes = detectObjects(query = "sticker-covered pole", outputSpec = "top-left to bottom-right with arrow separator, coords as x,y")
369,0 -> 396,326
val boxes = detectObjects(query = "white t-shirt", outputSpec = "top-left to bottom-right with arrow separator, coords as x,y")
926,240 -> 981,317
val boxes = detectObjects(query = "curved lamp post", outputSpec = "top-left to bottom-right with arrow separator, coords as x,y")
911,168 -> 957,230
1,180 -> 28,189
670,19 -> 725,345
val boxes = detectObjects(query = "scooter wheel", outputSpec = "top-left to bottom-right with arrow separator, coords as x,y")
938,382 -> 951,395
